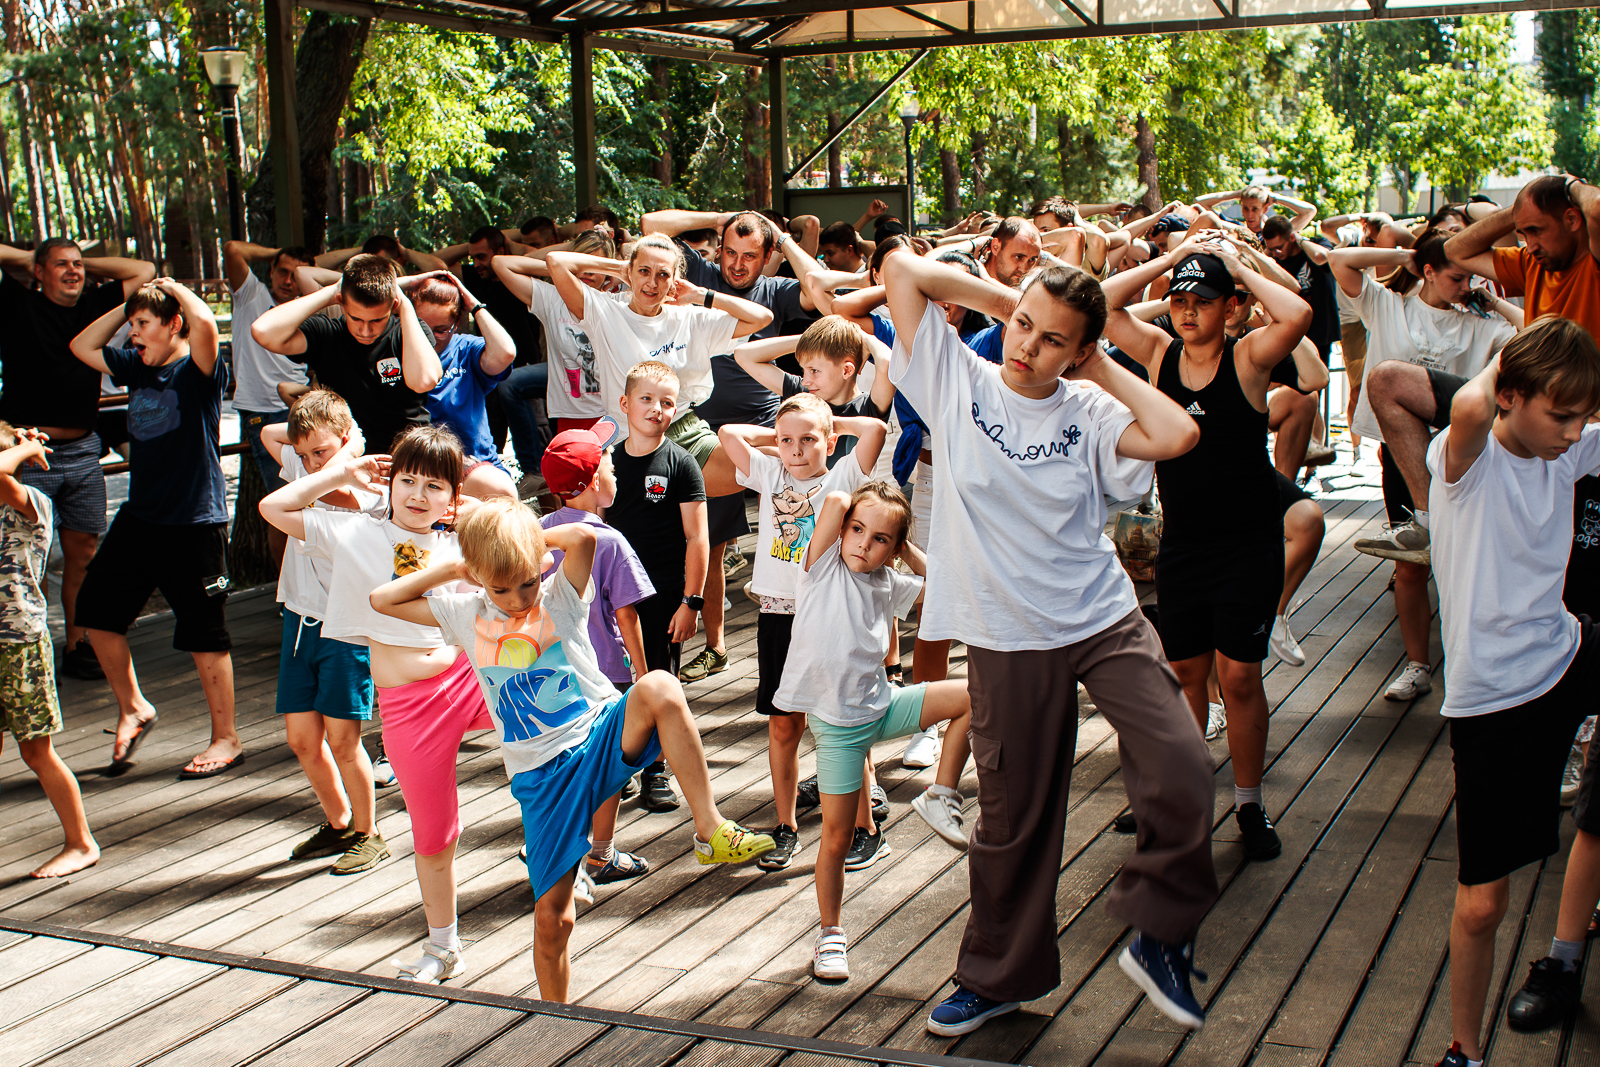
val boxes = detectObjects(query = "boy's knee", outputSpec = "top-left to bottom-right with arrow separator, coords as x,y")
17,736 -> 52,768
1454,884 -> 1509,935
534,896 -> 576,938
1394,561 -> 1430,585
768,713 -> 805,744
634,670 -> 683,708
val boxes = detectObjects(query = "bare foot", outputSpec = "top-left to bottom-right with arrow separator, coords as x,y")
31,843 -> 100,878
180,739 -> 244,776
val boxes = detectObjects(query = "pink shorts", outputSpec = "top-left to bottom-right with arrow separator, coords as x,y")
376,651 -> 493,856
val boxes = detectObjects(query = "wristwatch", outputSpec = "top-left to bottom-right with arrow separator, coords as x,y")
682,594 -> 706,611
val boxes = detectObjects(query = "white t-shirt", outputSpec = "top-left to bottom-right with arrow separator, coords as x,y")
1426,424 -> 1600,717
889,300 -> 1151,651
300,510 -> 462,648
581,285 -> 738,441
430,570 -> 618,777
274,446 -> 382,621
527,280 -> 613,420
231,273 -> 309,412
1350,276 -> 1515,443
774,542 -> 923,727
737,449 -> 869,604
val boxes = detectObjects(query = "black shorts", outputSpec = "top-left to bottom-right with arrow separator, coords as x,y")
1155,538 -> 1284,663
707,492 -> 750,546
756,610 -> 796,716
1276,470 -> 1311,517
1574,726 -> 1600,837
633,588 -> 681,678
1450,617 -> 1598,885
74,510 -> 231,652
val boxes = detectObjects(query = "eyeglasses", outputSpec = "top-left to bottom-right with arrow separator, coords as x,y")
428,323 -> 457,341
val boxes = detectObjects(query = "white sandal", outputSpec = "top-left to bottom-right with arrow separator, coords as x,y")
813,927 -> 849,980
393,943 -> 464,985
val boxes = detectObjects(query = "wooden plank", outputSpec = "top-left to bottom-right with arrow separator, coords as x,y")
140,981 -> 368,1067
1250,1044 -> 1327,1067
448,1015 -> 607,1067
0,944 -> 155,1031
555,1026 -> 694,1067
34,967 -> 294,1067
244,990 -> 441,1067
0,934 -> 96,990
346,1002 -> 523,1067
0,955 -> 219,1067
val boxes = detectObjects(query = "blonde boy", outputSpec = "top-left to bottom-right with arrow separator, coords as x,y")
718,393 -> 885,869
369,499 -> 774,1002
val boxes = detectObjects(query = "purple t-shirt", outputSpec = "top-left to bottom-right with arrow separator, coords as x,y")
541,507 -> 655,686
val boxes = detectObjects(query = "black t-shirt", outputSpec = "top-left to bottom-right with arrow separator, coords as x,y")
1565,475 -> 1600,617
104,347 -> 230,525
779,373 -> 889,469
676,238 -> 818,429
294,314 -> 430,452
606,439 -> 707,587
1279,239 -> 1339,360
460,264 -> 543,367
0,273 -> 126,432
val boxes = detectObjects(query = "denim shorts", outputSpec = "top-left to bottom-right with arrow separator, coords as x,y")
238,408 -> 290,492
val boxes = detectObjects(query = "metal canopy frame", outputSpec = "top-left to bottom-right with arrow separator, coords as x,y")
269,0 -> 1594,244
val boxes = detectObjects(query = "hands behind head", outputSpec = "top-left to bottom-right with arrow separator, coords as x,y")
868,199 -> 889,218
667,278 -> 705,306
11,428 -> 51,470
346,454 -> 390,492
1063,346 -> 1102,381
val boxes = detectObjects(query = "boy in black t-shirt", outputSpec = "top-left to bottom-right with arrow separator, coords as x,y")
604,361 -> 708,812
68,280 -> 241,780
251,253 -> 442,452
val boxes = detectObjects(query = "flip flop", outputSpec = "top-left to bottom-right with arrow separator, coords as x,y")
103,714 -> 159,776
176,752 -> 246,780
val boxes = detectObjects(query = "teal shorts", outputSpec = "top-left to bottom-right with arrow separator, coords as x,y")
810,683 -> 928,795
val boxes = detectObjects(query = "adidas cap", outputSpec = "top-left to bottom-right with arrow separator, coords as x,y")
1169,253 -> 1239,301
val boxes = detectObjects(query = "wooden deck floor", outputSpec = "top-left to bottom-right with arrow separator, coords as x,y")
3,490 -> 1597,1067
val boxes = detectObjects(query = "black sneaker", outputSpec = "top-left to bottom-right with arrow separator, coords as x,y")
1236,803 -> 1282,861
620,772 -> 641,801
639,763 -> 680,812
796,774 -> 820,813
870,782 -> 889,825
757,824 -> 800,870
1435,1042 -> 1470,1067
844,826 -> 891,871
1113,811 -> 1138,834
61,639 -> 104,681
1505,956 -> 1581,1031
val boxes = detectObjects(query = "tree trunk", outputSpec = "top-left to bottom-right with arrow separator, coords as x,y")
935,116 -> 959,224
970,127 -> 988,205
227,450 -> 278,587
1135,113 -> 1160,210
650,59 -> 672,191
245,11 -> 372,250
741,65 -> 769,210
0,123 -> 16,242
826,56 -> 841,188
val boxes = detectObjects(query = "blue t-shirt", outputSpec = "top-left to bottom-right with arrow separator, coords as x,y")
966,323 -> 1004,366
879,310 -> 998,484
104,346 -> 230,525
424,334 -> 511,464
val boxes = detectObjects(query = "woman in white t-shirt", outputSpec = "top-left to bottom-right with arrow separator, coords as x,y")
545,235 -> 771,498
1329,234 -> 1521,703
492,228 -> 623,434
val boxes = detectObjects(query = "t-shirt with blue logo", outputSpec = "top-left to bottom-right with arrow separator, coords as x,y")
429,570 -> 619,777
424,333 -> 511,465
102,346 -> 229,525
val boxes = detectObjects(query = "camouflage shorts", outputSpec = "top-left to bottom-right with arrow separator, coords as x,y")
0,633 -> 62,741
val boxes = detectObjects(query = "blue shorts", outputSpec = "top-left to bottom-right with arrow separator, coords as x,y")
276,610 -> 374,720
810,683 -> 928,795
238,409 -> 290,493
510,687 -> 662,900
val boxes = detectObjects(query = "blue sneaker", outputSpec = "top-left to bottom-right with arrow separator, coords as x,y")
1118,933 -> 1207,1031
926,984 -> 1021,1036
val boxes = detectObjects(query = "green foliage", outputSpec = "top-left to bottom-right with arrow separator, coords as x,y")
1537,10 -> 1600,180
1390,16 -> 1550,199
1263,86 -> 1373,213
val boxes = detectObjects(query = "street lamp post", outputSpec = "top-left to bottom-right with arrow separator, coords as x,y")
900,94 -> 920,234
201,46 -> 249,241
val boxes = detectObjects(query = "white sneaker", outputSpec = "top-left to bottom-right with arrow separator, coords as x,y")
394,943 -> 464,984
912,786 -> 969,851
813,927 -> 850,980
1270,615 -> 1306,667
373,757 -> 396,788
574,865 -> 596,904
1205,702 -> 1227,741
743,580 -> 760,605
1562,744 -> 1585,807
1385,661 -> 1432,701
1354,520 -> 1430,565
901,726 -> 941,769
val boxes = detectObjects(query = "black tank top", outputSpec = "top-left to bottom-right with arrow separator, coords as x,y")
1155,336 -> 1278,545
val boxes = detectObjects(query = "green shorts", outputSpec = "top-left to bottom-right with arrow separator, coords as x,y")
666,410 -> 718,470
0,633 -> 62,741
810,683 -> 928,795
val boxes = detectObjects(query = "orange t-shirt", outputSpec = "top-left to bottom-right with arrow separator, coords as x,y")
1492,246 -> 1600,340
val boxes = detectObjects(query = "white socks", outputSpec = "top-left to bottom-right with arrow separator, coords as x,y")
588,838 -> 615,865
429,922 -> 461,953
927,784 -> 962,801
1234,785 -> 1264,811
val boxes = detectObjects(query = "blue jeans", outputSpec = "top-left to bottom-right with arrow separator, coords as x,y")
496,364 -> 549,475
238,408 -> 290,492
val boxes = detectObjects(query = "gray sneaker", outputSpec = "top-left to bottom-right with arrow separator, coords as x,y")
1354,521 -> 1430,564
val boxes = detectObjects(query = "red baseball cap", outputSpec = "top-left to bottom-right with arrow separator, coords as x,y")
541,418 -> 622,499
